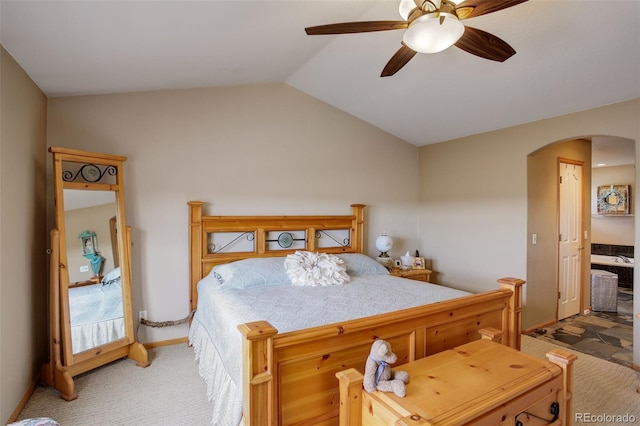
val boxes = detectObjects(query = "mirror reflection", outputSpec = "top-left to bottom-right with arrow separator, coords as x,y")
64,189 -> 125,354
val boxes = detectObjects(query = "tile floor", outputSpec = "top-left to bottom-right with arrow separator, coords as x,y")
527,288 -> 634,367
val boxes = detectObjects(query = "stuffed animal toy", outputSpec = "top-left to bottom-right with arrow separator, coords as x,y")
363,339 -> 410,397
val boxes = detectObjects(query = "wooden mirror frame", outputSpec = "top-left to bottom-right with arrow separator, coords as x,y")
41,147 -> 148,400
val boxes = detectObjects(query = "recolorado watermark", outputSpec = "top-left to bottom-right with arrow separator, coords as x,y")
576,412 -> 636,423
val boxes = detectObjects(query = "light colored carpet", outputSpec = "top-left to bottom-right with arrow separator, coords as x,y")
521,335 -> 640,425
15,336 -> 640,426
16,344 -> 212,426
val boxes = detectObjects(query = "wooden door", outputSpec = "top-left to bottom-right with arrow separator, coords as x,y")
558,160 -> 583,320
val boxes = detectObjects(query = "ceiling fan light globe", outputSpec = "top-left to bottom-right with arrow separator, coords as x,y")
402,13 -> 464,53
398,0 -> 416,20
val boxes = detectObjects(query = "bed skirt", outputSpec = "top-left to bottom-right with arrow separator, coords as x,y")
71,317 -> 125,353
189,319 -> 243,426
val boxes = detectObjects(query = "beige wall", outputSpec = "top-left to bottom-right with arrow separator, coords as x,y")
592,164 -> 635,245
418,98 -> 640,362
0,46 -> 48,423
47,84 -> 420,344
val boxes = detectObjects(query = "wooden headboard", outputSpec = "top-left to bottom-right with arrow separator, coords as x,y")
188,201 -> 365,312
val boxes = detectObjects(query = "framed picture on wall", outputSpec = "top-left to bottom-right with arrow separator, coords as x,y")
597,184 -> 630,215
79,230 -> 98,255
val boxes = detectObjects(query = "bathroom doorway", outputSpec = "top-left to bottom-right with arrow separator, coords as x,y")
590,136 -> 635,312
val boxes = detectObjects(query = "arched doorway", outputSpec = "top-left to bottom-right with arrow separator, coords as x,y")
526,135 -> 635,366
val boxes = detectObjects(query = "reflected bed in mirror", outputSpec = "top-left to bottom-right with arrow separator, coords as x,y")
69,268 -> 125,353
63,190 -> 126,354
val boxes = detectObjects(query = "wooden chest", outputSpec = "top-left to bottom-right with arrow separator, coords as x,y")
336,338 -> 576,426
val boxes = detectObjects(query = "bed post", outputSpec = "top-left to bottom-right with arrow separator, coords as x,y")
546,348 -> 577,426
350,204 -> 365,254
336,368 -> 364,426
498,277 -> 525,350
238,321 -> 279,426
188,201 -> 204,314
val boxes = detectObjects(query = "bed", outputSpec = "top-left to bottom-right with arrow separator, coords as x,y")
187,201 -> 524,426
68,267 -> 125,353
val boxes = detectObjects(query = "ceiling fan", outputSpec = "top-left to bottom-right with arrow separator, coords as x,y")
305,0 -> 528,77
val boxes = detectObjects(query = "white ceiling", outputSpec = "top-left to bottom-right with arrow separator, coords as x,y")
64,189 -> 115,211
1,0 -> 639,148
592,136 -> 635,168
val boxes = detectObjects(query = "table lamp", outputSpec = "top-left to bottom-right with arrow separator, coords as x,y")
375,232 -> 393,267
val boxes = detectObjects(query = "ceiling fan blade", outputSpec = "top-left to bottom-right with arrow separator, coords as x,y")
455,0 -> 528,20
381,44 -> 417,77
305,21 -> 408,35
454,26 -> 516,62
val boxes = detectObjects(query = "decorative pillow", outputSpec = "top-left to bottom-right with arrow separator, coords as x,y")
210,257 -> 291,289
336,253 -> 390,276
9,419 -> 60,426
284,251 -> 350,287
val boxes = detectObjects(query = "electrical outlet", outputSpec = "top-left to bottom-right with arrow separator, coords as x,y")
80,265 -> 89,272
139,310 -> 147,322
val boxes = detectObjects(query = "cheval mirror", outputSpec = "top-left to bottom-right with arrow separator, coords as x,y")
41,147 -> 148,400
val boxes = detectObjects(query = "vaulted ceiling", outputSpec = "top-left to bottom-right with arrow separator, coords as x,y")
1,1 -> 639,147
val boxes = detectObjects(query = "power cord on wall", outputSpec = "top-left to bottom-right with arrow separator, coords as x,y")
136,310 -> 196,341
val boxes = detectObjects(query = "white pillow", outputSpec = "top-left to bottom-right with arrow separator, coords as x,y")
210,257 -> 291,289
284,251 -> 350,287
101,267 -> 121,285
336,253 -> 390,276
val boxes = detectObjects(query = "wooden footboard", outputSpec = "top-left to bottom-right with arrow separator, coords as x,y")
239,277 -> 524,426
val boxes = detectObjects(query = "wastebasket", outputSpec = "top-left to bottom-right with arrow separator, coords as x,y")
590,269 -> 618,312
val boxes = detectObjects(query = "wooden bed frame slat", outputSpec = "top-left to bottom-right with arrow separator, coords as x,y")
188,201 -> 524,425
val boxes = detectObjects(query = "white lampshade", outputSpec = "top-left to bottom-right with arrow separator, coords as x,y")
402,12 -> 465,54
375,234 -> 393,257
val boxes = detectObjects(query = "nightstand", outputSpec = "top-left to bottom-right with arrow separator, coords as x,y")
390,268 -> 432,283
